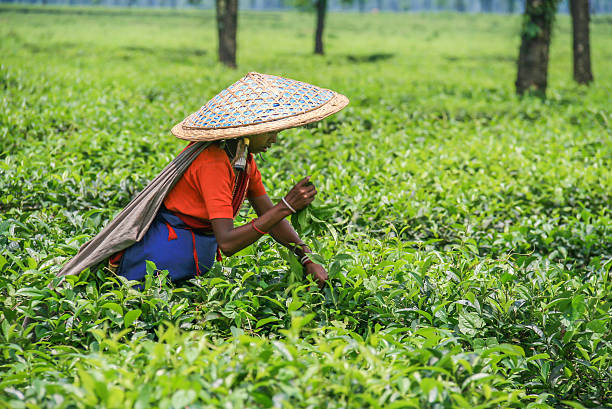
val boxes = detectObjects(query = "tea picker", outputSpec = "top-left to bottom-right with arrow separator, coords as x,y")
58,72 -> 349,288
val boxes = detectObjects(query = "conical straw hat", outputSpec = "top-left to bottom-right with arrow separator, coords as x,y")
171,72 -> 349,141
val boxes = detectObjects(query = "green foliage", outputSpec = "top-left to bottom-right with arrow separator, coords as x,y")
1,5 -> 611,409
521,0 -> 561,39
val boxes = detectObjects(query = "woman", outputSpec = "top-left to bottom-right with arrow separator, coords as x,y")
109,72 -> 349,287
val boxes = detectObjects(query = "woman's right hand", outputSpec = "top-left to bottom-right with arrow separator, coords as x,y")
283,176 -> 317,212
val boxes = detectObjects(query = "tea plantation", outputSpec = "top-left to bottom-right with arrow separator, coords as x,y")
0,5 -> 611,408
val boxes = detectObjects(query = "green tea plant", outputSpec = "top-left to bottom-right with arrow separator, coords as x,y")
0,5 -> 610,408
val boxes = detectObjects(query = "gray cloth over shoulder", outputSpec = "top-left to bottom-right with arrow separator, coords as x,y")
58,141 -> 211,278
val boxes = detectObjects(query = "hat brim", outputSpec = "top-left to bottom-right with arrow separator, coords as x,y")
171,93 -> 349,141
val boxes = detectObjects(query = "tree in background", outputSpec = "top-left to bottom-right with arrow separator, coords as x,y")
455,0 -> 467,12
216,0 -> 238,67
435,0 -> 449,10
185,0 -> 236,67
314,0 -> 327,54
187,0 -> 205,10
507,0 -> 517,13
480,0 -> 492,12
515,0 -> 560,96
570,0 -> 594,84
291,0 -> 352,55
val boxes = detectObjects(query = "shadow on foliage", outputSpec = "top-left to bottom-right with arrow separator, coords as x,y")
444,54 -> 514,63
123,45 -> 207,58
345,53 -> 395,64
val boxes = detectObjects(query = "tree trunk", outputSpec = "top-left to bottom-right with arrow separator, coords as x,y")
216,0 -> 238,68
570,0 -> 593,84
314,0 -> 327,55
456,0 -> 466,11
508,0 -> 516,13
515,0 -> 558,96
480,0 -> 493,12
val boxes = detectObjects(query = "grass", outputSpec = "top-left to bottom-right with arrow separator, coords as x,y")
0,4 -> 611,408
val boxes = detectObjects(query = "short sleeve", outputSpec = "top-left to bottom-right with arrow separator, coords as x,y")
193,157 -> 235,220
248,159 -> 267,199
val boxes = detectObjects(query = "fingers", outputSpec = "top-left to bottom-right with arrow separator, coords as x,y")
316,273 -> 328,288
305,264 -> 328,289
301,185 -> 317,197
292,176 -> 315,190
293,189 -> 316,205
298,184 -> 317,196
296,176 -> 311,188
284,176 -> 318,212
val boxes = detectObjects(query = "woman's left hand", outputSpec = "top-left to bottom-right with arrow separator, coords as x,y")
305,263 -> 328,288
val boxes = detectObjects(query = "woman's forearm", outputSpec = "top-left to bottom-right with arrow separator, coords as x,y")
214,181 -> 317,257
249,194 -> 312,258
211,202 -> 293,256
269,220 -> 312,257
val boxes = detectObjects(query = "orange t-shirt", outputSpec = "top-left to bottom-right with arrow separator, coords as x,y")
163,144 -> 267,220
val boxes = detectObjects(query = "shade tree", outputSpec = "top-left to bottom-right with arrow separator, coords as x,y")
516,0 -> 595,97
290,0 -> 354,55
186,0 -> 237,68
570,0 -> 593,84
216,0 -> 238,67
515,0 -> 560,97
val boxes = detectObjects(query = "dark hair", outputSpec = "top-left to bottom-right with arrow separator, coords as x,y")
219,139 -> 239,160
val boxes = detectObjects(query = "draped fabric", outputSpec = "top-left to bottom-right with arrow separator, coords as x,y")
57,142 -> 212,279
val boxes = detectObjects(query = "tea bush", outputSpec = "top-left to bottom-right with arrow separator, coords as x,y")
0,5 -> 610,408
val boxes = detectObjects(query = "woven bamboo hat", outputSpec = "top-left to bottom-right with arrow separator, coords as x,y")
171,72 -> 349,141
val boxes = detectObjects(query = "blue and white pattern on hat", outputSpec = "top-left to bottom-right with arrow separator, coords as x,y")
183,73 -> 335,130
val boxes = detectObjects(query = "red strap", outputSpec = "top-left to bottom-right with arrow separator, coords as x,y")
170,223 -> 206,276
109,250 -> 125,267
231,159 -> 251,218
189,229 -> 201,276
165,222 -> 178,241
216,247 -> 223,262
